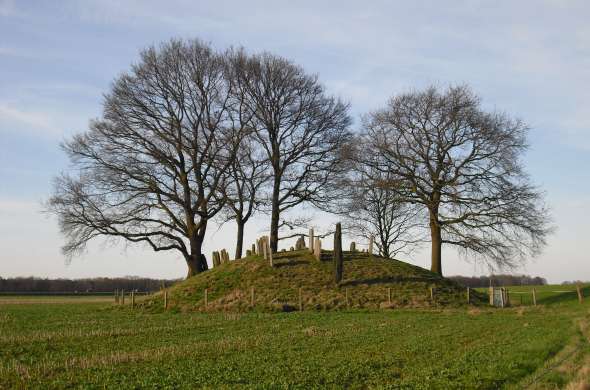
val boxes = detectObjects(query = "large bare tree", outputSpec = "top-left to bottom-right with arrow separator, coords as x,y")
233,52 -> 352,252
342,164 -> 423,259
48,39 -> 243,277
220,134 -> 269,259
362,85 -> 552,275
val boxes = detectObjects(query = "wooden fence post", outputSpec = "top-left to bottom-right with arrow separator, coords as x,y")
577,285 -> 583,304
114,289 -> 118,304
164,291 -> 168,309
532,288 -> 537,306
489,286 -> 494,306
388,288 -> 392,304
430,286 -> 434,302
121,290 -> 125,305
250,287 -> 255,307
204,288 -> 208,307
299,288 -> 303,311
131,291 -> 135,308
466,287 -> 470,304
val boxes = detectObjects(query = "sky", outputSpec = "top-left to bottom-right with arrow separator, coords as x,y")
0,0 -> 589,283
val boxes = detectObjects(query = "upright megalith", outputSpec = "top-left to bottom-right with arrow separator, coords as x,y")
350,242 -> 356,252
334,223 -> 343,284
368,236 -> 374,256
314,238 -> 322,261
295,235 -> 306,250
261,235 -> 273,267
220,249 -> 230,264
212,251 -> 221,268
251,244 -> 256,255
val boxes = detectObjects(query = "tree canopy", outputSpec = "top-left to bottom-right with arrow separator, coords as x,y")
359,85 -> 552,275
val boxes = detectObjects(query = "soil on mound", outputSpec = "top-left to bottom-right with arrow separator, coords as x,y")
139,250 -> 485,312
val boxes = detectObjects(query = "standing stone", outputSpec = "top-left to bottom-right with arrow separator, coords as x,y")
309,228 -> 315,253
220,249 -> 230,264
246,249 -> 252,256
368,236 -> 374,256
334,223 -> 343,283
295,235 -> 306,250
262,237 -> 268,260
350,242 -> 356,252
212,251 -> 221,267
252,244 -> 256,255
290,246 -> 294,251
314,239 -> 322,261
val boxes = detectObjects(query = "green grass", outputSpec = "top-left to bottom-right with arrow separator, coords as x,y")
476,284 -> 590,307
141,250 -> 485,312
1,296 -> 589,389
0,295 -> 114,305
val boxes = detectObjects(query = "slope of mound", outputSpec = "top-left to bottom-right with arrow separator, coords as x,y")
140,250 -> 484,312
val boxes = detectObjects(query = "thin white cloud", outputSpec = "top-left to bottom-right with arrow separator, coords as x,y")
0,103 -> 62,137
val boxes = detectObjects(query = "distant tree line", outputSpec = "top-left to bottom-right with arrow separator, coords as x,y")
560,280 -> 589,285
448,274 -> 547,288
0,277 -> 177,293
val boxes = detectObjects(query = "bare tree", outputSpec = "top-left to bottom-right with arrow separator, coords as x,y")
220,134 -> 269,259
233,51 -> 352,252
362,85 -> 552,275
48,39 -> 243,277
342,163 -> 423,259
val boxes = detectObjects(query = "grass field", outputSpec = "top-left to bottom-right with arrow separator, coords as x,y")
475,284 -> 590,307
1,289 -> 589,389
0,295 -> 114,305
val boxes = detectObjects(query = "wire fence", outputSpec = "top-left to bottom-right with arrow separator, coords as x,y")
112,285 -> 587,311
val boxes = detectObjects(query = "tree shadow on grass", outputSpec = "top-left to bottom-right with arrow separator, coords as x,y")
340,275 -> 440,287
273,260 -> 311,268
537,286 -> 590,305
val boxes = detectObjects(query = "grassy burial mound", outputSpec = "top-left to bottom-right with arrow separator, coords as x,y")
140,250 -> 484,312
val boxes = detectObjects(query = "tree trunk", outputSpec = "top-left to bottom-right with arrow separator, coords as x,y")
186,254 -> 200,278
269,176 -> 280,253
334,222 -> 343,284
429,213 -> 442,276
186,221 -> 208,278
197,221 -> 208,272
235,218 -> 244,260
378,236 -> 389,259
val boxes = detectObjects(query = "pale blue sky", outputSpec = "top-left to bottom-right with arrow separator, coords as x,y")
1,0 -> 589,282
